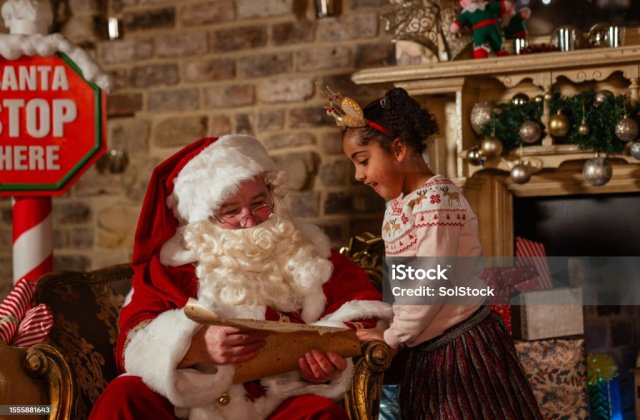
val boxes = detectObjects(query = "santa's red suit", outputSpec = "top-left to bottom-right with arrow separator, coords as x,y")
89,135 -> 391,419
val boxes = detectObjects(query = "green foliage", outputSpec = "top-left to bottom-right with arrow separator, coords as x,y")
481,100 -> 543,152
481,89 -> 640,154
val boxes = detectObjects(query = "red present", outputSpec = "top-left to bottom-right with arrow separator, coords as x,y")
515,236 -> 553,289
10,304 -> 53,348
489,304 -> 512,334
0,278 -> 35,344
481,266 -> 539,305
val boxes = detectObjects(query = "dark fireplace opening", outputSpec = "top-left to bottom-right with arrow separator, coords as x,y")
514,192 -> 640,419
514,193 -> 640,257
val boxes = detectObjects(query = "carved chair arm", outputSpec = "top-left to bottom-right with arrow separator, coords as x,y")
344,340 -> 392,420
23,343 -> 74,420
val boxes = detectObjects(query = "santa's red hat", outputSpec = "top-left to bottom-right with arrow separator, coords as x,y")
132,134 -> 277,268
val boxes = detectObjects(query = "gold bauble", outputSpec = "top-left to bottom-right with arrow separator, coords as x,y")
548,111 -> 570,137
511,93 -> 530,106
479,136 -> 503,159
466,147 -> 484,165
578,120 -> 590,136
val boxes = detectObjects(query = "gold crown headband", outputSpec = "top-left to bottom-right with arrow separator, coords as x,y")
320,85 -> 391,136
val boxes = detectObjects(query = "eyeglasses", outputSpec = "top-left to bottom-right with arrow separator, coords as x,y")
213,202 -> 274,227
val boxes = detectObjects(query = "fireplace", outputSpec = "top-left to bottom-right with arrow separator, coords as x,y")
351,44 -> 640,417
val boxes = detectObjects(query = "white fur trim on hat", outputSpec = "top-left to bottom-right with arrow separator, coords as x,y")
169,135 -> 277,225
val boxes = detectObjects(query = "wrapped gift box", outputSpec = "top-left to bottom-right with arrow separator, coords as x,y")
512,287 -> 584,340
515,337 -> 589,419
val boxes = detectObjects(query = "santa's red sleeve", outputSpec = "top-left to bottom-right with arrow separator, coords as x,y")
317,250 -> 392,329
116,258 -> 197,373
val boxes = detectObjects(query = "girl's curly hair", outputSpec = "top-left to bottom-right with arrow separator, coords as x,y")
344,87 -> 438,155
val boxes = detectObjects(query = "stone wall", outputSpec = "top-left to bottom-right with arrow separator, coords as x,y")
0,0 -> 395,297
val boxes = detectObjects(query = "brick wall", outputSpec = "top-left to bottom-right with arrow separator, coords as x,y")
0,0 -> 395,296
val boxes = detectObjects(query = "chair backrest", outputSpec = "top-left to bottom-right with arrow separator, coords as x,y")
34,264 -> 133,420
339,232 -> 384,291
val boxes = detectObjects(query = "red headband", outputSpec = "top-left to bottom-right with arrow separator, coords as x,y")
366,120 -> 391,136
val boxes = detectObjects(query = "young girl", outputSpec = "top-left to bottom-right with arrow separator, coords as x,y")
330,87 -> 541,419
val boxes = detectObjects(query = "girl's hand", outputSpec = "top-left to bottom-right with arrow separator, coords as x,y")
356,328 -> 399,358
298,349 -> 347,383
356,328 -> 385,343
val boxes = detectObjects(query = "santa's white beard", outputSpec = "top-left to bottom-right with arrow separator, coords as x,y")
182,212 -> 333,319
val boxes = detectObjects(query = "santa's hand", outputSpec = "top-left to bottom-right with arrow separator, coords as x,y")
298,349 -> 347,383
182,325 -> 268,367
206,325 -> 270,364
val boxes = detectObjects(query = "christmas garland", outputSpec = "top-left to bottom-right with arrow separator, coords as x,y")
481,89 -> 640,154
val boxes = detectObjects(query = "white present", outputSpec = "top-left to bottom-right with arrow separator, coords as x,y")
512,287 -> 584,340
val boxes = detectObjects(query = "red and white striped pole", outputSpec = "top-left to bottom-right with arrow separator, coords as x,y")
6,2 -> 55,286
12,197 -> 53,284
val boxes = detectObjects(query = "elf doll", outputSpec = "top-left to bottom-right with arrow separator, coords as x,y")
503,6 -> 531,41
450,0 -> 514,59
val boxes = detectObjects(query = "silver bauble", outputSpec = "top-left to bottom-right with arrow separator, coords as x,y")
510,163 -> 531,184
479,136 -> 504,159
466,148 -> 484,165
469,101 -> 495,135
583,157 -> 612,186
511,93 -> 530,106
519,120 -> 542,144
630,141 -> 640,160
593,90 -> 614,107
614,117 -> 639,142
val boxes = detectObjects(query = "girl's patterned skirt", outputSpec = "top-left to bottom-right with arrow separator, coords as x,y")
399,306 -> 542,419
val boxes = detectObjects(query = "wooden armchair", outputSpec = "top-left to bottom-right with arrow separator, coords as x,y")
1,234 -> 391,420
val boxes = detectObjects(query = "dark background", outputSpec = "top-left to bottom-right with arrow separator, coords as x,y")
515,0 -> 640,36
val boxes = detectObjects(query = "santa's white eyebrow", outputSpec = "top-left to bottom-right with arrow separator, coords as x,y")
219,192 -> 268,210
250,192 -> 268,201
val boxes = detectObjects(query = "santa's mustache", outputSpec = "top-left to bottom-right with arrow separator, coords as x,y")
181,211 -> 332,316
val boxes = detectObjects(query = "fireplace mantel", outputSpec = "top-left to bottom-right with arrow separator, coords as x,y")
351,46 -> 640,256
353,45 -> 640,93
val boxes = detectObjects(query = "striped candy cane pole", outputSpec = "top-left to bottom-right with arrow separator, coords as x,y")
12,197 -> 53,284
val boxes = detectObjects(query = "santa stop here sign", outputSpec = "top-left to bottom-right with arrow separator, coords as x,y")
0,53 -> 106,196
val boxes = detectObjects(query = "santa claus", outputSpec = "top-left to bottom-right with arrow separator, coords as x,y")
89,135 -> 391,419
